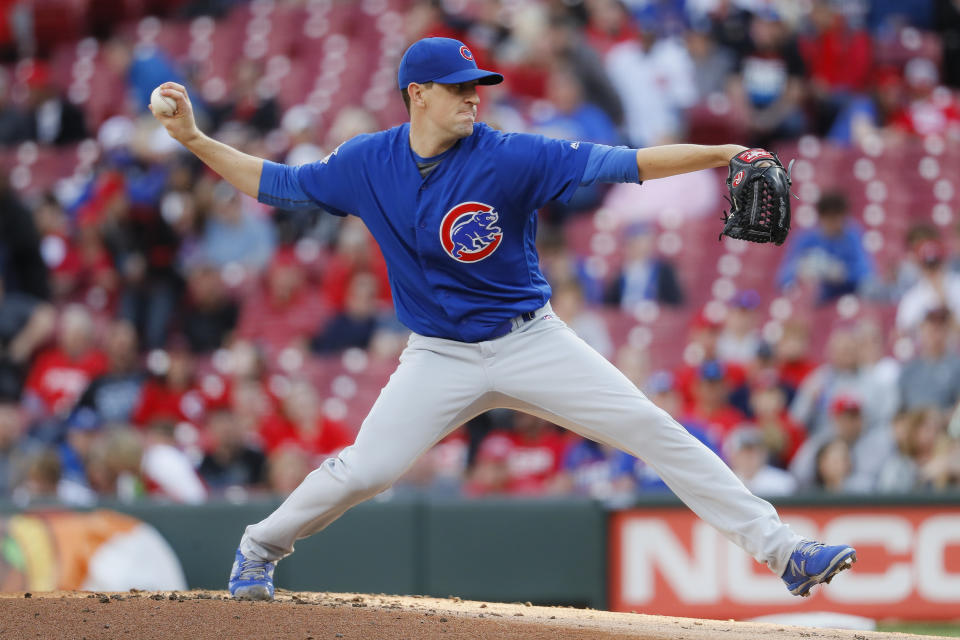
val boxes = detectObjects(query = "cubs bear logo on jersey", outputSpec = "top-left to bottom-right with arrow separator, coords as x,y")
439,201 -> 503,262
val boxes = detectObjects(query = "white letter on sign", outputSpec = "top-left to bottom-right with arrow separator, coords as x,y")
622,520 -> 719,603
917,515 -> 960,602
824,516 -> 912,603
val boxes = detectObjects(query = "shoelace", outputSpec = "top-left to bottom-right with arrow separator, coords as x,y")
237,558 -> 270,581
796,540 -> 825,557
787,540 -> 826,577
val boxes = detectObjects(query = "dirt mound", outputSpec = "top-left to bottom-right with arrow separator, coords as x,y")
0,591 -> 939,639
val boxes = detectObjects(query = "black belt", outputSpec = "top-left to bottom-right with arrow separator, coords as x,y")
489,309 -> 540,340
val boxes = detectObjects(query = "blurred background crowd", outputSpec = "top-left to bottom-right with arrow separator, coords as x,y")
0,0 -> 959,507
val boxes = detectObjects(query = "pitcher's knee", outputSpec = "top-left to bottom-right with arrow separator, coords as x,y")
346,472 -> 393,500
320,455 -> 394,500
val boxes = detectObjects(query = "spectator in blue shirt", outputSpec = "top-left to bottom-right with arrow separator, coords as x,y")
606,222 -> 685,309
776,191 -> 873,303
201,181 -> 276,273
533,66 -> 623,221
55,407 -> 102,505
555,438 -> 638,505
531,66 -> 622,146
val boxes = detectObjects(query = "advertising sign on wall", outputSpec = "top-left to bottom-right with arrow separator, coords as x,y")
0,509 -> 186,591
609,506 -> 960,620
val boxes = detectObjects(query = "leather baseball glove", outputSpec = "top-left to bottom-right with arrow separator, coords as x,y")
720,148 -> 795,245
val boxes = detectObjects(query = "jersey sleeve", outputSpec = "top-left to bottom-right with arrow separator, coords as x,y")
258,138 -> 365,217
258,161 -> 316,210
581,144 -> 640,186
495,132 -> 594,209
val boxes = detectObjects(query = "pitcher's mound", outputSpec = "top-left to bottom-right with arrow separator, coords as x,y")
0,591 -> 937,639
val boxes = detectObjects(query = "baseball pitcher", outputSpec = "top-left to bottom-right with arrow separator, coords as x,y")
151,37 -> 854,602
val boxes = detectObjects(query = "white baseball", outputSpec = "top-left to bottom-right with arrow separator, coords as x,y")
150,86 -> 177,117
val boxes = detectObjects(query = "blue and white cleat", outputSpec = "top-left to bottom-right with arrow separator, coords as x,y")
782,540 -> 856,597
228,548 -> 276,601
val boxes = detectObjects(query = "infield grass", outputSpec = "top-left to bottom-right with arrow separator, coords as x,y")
876,622 -> 960,637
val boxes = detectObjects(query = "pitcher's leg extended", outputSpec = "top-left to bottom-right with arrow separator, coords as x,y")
491,319 -> 806,575
230,337 -> 492,598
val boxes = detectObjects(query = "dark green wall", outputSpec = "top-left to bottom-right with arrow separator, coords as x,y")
5,492 -> 960,609
64,495 -> 608,608
422,497 -> 606,606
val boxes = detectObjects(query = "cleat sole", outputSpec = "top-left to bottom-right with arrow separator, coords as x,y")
231,585 -> 274,601
794,550 -> 856,597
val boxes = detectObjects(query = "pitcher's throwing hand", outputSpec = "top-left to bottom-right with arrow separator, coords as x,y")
149,82 -> 199,144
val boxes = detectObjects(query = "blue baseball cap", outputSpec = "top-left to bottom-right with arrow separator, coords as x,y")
700,360 -> 726,382
398,37 -> 503,89
645,370 -> 675,395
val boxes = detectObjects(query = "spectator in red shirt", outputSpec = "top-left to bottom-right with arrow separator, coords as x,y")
583,0 -> 641,58
23,305 -> 108,419
800,0 -> 873,135
465,413 -> 568,496
223,340 -> 275,439
321,218 -> 391,313
675,310 -> 747,408
258,379 -> 353,461
685,360 -> 747,443
773,318 -> 818,401
131,346 -> 205,427
0,277 -> 55,401
890,57 -> 960,138
748,369 -> 806,468
36,191 -> 118,311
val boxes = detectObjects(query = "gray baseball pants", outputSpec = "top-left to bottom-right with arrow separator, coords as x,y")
240,304 -> 801,575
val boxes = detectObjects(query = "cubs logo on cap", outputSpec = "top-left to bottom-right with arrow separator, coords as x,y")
439,201 -> 503,262
398,37 -> 504,89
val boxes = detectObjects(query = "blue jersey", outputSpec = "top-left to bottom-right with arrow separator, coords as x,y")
260,122 -> 632,342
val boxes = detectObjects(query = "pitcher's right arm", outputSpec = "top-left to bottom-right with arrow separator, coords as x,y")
150,82 -> 263,199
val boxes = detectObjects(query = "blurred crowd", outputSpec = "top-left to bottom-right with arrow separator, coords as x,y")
0,0 -> 959,507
